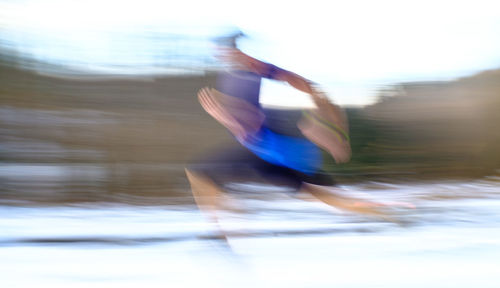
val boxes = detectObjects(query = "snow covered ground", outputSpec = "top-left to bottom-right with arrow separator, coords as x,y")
1,180 -> 500,288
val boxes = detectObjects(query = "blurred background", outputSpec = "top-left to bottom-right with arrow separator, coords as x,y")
1,1 -> 500,287
1,0 -> 500,204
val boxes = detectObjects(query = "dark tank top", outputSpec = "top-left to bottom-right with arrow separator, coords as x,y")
215,69 -> 326,173
216,70 -> 305,137
216,70 -> 262,108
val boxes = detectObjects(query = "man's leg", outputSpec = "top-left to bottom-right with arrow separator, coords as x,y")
185,168 -> 225,223
185,145 -> 264,235
300,183 -> 391,217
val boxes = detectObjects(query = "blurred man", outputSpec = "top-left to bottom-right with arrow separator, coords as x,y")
186,33 -> 386,228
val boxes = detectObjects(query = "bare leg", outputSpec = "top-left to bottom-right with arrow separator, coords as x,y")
185,168 -> 239,246
300,183 -> 394,220
185,168 -> 225,223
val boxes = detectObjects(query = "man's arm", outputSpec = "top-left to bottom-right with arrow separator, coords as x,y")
223,48 -> 351,162
198,87 -> 265,142
221,48 -> 315,94
224,49 -> 347,125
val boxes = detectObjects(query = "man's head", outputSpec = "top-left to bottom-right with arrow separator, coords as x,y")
212,30 -> 245,48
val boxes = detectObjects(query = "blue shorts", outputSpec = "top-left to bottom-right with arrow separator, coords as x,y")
242,127 -> 323,175
188,144 -> 335,192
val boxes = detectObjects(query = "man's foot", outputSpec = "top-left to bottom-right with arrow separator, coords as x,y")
301,183 -> 393,219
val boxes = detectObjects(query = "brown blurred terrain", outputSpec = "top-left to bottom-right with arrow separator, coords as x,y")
1,52 -> 500,204
0,61 -> 238,203
353,69 -> 500,179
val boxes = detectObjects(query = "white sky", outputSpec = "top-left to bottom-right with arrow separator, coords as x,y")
1,0 -> 500,105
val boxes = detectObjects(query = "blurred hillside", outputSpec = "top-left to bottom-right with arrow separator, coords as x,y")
335,70 -> 500,180
0,52 -> 235,203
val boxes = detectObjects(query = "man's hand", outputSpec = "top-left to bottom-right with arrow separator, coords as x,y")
298,87 -> 351,164
198,87 -> 265,142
